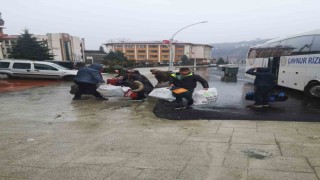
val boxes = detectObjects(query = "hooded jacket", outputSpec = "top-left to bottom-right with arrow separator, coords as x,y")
169,72 -> 209,89
246,68 -> 274,87
74,64 -> 105,84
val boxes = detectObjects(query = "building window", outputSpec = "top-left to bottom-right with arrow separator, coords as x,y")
176,50 -> 184,53
176,45 -> 184,48
125,45 -> 134,48
138,50 -> 146,53
149,45 -> 158,48
161,55 -> 169,58
162,50 -> 169,53
138,45 -> 146,48
150,50 -> 158,53
138,55 -> 145,58
161,45 -> 168,48
126,50 -> 134,53
150,55 -> 158,58
114,45 -> 123,48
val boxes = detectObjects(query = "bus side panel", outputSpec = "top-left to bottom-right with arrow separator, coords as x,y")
279,55 -> 320,91
278,66 -> 306,91
277,65 -> 291,88
305,66 -> 320,85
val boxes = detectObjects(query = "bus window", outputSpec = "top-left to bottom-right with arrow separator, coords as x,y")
310,35 -> 320,52
285,35 -> 313,55
268,41 -> 280,48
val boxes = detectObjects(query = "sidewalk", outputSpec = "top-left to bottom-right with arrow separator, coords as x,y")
0,71 -> 320,179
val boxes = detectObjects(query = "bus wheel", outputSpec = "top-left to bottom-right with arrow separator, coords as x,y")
304,82 -> 320,98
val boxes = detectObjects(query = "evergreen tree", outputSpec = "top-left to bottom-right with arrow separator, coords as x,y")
216,57 -> 226,65
104,51 -> 127,61
103,51 -> 133,69
9,30 -> 53,60
181,55 -> 190,65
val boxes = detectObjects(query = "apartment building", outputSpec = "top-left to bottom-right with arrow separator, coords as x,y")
103,41 -> 213,64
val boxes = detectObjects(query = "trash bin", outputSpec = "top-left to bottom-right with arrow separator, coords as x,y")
224,67 -> 238,75
221,65 -> 238,82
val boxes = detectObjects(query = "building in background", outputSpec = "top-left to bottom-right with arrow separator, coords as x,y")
0,12 -> 85,61
103,41 -> 213,65
84,50 -> 106,64
0,12 -> 19,59
36,33 -> 85,61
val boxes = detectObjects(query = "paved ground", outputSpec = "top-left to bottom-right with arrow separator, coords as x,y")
1,68 -> 320,179
154,67 -> 320,121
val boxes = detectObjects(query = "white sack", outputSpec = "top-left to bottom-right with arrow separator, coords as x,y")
96,84 -> 125,97
193,88 -> 218,105
148,87 -> 176,102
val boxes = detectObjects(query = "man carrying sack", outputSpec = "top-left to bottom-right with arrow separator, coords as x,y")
169,68 -> 209,109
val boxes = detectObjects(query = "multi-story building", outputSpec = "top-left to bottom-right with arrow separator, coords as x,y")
36,33 -> 85,61
0,12 -> 85,61
0,12 -> 18,59
103,41 -> 213,64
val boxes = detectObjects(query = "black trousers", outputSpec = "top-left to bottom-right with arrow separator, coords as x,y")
173,89 -> 194,106
74,82 -> 103,99
254,86 -> 273,105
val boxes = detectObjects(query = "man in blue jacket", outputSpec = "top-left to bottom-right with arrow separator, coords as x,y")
73,64 -> 106,100
246,67 -> 275,107
169,68 -> 209,109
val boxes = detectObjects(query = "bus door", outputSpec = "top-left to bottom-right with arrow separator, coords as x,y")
268,57 -> 280,79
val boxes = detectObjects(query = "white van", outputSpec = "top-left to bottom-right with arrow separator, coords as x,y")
0,59 -> 78,80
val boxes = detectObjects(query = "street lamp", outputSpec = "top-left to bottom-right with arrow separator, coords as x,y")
168,21 -> 208,71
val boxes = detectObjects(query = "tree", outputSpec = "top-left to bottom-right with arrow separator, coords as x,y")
9,30 -> 53,60
104,51 -> 127,61
181,55 -> 190,65
216,57 -> 226,65
103,51 -> 133,70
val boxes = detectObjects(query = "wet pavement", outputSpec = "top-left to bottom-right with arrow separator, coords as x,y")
155,67 -> 320,121
1,67 -> 320,179
0,79 -> 59,93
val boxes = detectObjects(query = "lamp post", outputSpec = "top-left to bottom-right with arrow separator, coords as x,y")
168,21 -> 207,71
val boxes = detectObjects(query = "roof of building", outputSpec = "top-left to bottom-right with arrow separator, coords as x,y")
104,40 -> 213,47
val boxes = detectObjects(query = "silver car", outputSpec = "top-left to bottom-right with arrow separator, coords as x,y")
0,59 -> 78,80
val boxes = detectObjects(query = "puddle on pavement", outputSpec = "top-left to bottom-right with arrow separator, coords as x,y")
241,148 -> 273,159
0,79 -> 59,93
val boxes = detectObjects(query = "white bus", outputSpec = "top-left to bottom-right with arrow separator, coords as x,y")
245,29 -> 320,98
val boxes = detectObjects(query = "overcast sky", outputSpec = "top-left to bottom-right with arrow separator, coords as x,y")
1,0 -> 320,49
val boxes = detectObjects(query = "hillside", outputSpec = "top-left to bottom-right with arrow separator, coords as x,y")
211,39 -> 271,62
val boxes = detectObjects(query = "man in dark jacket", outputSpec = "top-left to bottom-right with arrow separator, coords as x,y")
169,68 -> 209,109
121,69 -> 154,100
246,67 -> 275,107
73,64 -> 106,100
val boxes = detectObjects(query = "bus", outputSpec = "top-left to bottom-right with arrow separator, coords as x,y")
245,29 -> 320,98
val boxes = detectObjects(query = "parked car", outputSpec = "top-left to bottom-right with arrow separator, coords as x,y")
44,60 -> 85,70
0,59 -> 78,80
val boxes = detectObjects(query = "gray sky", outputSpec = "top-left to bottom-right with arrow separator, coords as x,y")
1,0 -> 320,49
